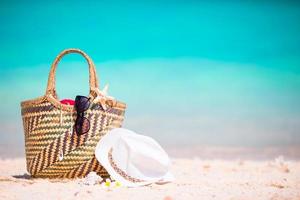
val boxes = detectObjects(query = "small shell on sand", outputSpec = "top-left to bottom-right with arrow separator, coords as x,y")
80,172 -> 103,185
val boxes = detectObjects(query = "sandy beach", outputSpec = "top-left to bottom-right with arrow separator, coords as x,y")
1,157 -> 299,200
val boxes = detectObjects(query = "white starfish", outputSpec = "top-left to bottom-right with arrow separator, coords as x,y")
102,84 -> 109,96
93,84 -> 115,110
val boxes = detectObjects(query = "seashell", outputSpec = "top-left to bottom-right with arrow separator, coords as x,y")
59,150 -> 64,161
82,172 -> 103,185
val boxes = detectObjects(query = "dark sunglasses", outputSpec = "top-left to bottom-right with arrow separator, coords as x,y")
74,95 -> 91,136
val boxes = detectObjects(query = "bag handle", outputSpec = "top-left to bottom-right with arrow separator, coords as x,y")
45,48 -> 99,98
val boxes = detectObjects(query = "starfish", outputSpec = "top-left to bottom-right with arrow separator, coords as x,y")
93,84 -> 115,111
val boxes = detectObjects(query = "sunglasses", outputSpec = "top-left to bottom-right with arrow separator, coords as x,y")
74,95 -> 91,136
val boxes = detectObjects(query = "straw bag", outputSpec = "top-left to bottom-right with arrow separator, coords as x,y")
20,49 -> 126,178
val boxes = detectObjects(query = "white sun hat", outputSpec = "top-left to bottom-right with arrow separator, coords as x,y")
95,128 -> 174,187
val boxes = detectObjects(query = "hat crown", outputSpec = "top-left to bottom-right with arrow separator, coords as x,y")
112,133 -> 170,180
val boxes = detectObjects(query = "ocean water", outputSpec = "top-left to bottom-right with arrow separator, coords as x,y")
0,1 -> 300,157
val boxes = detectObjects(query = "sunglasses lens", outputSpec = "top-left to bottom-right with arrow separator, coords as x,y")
74,95 -> 90,136
75,116 -> 90,136
75,96 -> 90,112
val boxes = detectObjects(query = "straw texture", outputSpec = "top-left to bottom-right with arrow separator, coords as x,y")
20,49 -> 126,178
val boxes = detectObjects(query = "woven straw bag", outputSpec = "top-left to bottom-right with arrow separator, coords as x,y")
20,49 -> 126,178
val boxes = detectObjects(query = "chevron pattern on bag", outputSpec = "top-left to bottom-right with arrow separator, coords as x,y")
21,98 -> 125,178
20,48 -> 126,179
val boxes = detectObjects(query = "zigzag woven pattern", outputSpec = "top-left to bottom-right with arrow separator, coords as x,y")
20,48 -> 126,179
21,97 -> 126,178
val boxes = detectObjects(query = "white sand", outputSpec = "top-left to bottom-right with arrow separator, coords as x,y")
0,157 -> 300,200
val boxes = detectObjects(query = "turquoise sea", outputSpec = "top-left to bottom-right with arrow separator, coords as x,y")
0,1 -> 300,158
